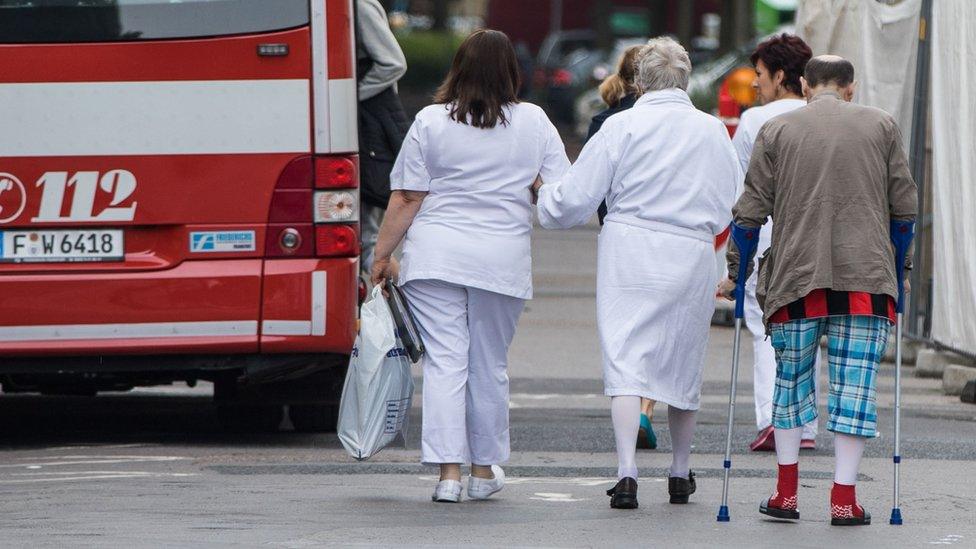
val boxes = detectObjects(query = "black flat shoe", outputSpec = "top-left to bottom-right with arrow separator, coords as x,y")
668,470 -> 696,504
607,477 -> 638,509
831,506 -> 871,526
760,497 -> 800,520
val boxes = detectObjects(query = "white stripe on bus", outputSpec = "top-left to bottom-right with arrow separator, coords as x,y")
311,271 -> 327,336
0,80 -> 310,157
261,320 -> 312,336
262,271 -> 328,337
328,78 -> 358,154
0,321 -> 258,342
311,0 -> 330,154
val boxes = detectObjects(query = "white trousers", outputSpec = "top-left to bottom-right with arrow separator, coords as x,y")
401,279 -> 525,465
744,244 -> 820,439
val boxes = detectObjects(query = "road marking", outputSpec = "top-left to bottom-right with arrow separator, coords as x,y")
929,535 -> 965,545
530,492 -> 585,502
419,476 -> 664,487
3,455 -> 186,469
0,471 -> 195,484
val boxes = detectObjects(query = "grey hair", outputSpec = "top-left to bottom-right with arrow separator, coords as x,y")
634,36 -> 692,92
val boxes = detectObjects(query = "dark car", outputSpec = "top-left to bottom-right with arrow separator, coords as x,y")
533,30 -> 600,123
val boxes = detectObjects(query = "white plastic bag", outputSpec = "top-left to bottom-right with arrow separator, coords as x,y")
337,285 -> 414,460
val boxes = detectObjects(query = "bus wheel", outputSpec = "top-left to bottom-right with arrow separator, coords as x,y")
217,403 -> 284,433
288,404 -> 340,433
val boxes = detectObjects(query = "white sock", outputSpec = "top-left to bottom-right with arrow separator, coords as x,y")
774,427 -> 803,465
611,396 -> 641,480
668,406 -> 697,479
834,433 -> 866,485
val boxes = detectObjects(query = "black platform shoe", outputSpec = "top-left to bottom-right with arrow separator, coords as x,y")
668,470 -> 696,504
607,477 -> 638,509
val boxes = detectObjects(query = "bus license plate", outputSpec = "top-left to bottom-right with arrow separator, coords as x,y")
0,229 -> 124,263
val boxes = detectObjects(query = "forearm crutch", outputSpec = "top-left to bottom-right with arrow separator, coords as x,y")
717,222 -> 759,523
889,219 -> 915,526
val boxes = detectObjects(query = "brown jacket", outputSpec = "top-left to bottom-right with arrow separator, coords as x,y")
727,92 -> 918,326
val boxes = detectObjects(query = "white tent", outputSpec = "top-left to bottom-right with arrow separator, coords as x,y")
796,0 -> 976,356
930,1 -> 976,356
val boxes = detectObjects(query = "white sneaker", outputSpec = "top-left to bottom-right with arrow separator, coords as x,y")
432,479 -> 462,503
467,465 -> 505,500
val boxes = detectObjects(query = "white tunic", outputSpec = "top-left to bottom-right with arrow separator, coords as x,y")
537,89 -> 739,409
731,98 -> 806,258
391,102 -> 570,299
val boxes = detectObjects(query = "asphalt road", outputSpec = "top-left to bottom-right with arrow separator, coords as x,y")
1,223 -> 975,548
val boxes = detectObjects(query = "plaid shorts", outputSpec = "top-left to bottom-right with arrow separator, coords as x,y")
769,315 -> 891,438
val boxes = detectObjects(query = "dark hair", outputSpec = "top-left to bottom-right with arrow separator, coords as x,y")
750,33 -> 812,96
434,29 -> 521,129
804,56 -> 855,88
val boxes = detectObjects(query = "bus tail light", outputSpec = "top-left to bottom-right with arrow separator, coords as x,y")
316,224 -> 359,257
315,155 -> 358,188
314,190 -> 359,223
265,156 -> 314,257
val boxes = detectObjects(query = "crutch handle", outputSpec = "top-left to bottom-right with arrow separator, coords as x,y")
889,219 -> 915,314
730,222 -> 760,319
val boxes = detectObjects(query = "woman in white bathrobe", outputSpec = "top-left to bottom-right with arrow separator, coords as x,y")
535,37 -> 739,509
372,30 -> 570,503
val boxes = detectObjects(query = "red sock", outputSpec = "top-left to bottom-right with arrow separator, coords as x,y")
831,482 -> 864,518
769,463 -> 798,510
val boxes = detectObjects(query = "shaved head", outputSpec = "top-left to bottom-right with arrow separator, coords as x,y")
804,55 -> 855,88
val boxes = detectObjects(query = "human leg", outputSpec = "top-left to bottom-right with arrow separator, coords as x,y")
760,318 -> 825,519
800,349 -> 824,445
400,280 -> 470,500
638,398 -> 657,450
611,395 -> 641,480
667,406 -> 698,504
608,395 -> 641,509
825,315 -> 889,525
744,276 -> 777,451
667,406 -> 696,479
463,287 -> 524,499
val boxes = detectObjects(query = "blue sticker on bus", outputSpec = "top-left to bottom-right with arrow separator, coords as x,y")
189,231 -> 255,253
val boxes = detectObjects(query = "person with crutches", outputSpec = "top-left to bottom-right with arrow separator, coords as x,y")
536,37 -> 739,510
719,55 -> 917,526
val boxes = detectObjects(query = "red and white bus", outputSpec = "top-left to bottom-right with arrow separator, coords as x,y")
0,0 -> 362,431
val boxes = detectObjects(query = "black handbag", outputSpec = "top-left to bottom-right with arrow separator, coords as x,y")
385,280 -> 425,363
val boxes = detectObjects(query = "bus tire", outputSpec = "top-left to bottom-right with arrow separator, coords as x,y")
216,402 -> 284,433
288,403 -> 340,433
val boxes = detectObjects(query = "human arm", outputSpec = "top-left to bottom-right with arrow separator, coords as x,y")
536,129 -> 615,229
886,121 -> 919,272
370,190 -> 426,285
724,126 -> 776,286
357,0 -> 407,101
730,114 -> 755,197
371,117 -> 430,285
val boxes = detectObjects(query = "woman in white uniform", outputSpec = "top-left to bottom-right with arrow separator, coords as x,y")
535,37 -> 739,509
371,29 -> 570,503
729,34 -> 820,453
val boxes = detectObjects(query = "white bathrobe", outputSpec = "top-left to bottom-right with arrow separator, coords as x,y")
537,88 -> 739,410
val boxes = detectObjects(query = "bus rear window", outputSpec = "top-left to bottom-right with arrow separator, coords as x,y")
0,0 -> 310,43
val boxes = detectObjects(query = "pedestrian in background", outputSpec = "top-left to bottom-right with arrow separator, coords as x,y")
587,44 -> 658,451
536,37 -> 739,510
370,29 -> 570,503
357,0 -> 409,273
721,55 -> 917,526
730,33 -> 820,453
